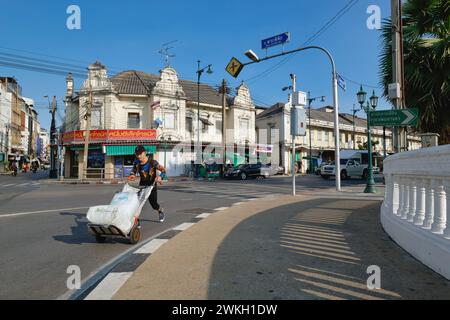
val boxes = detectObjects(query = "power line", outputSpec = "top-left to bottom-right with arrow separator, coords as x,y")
0,60 -> 86,78
239,0 -> 360,86
339,75 -> 381,90
0,52 -> 90,73
0,46 -> 124,73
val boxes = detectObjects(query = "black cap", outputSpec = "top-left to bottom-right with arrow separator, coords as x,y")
135,145 -> 146,155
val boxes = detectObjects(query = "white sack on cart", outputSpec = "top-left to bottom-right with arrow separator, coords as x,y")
87,189 -> 140,234
110,191 -> 140,234
86,205 -> 115,226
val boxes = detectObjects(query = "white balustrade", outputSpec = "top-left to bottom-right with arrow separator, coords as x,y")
381,145 -> 450,280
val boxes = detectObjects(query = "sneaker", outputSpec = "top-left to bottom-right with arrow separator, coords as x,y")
158,209 -> 165,223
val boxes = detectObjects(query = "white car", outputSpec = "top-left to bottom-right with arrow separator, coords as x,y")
321,159 -> 380,180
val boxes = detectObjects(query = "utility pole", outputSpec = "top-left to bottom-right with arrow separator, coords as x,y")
82,82 -> 93,181
308,93 -> 312,174
5,124 -> 10,155
58,127 -> 64,181
290,74 -> 297,196
391,0 -> 406,152
352,103 -> 358,150
49,96 -> 57,178
220,79 -> 228,176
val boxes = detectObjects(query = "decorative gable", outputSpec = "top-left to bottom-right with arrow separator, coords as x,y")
152,67 -> 185,98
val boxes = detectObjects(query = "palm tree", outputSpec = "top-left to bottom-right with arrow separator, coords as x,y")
379,0 -> 450,144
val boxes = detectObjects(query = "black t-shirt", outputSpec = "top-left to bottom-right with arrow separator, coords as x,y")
131,158 -> 159,186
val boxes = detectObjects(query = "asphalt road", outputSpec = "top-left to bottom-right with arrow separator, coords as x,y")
0,171 -> 385,299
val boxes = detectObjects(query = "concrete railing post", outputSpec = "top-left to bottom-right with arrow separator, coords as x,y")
392,175 -> 400,215
401,178 -> 410,220
443,180 -> 450,239
407,178 -> 417,222
431,180 -> 446,234
398,177 -> 404,217
414,178 -> 426,226
423,179 -> 434,229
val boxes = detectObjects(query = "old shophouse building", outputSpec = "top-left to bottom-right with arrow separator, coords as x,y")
62,61 -> 257,179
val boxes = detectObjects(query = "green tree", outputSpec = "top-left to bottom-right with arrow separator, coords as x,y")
379,0 -> 450,144
358,140 -> 380,151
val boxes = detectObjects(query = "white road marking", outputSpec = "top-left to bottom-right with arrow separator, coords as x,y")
214,207 -> 229,211
134,239 -> 168,254
172,222 -> 195,231
84,272 -> 133,300
2,184 -> 15,187
196,213 -> 211,219
232,202 -> 246,206
0,206 -> 90,218
17,183 -> 30,186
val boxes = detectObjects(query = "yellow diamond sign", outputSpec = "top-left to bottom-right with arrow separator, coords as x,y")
226,57 -> 244,78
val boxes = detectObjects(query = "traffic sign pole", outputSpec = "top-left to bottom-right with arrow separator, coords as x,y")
226,44 -> 342,191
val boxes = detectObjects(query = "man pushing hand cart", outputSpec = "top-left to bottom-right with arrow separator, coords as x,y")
128,145 -> 167,223
86,146 -> 167,244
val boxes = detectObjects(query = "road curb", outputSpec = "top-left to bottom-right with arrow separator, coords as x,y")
40,177 -> 195,185
70,201 -> 255,300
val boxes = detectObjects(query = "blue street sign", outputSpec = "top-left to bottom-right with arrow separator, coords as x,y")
262,32 -> 290,49
337,73 -> 346,91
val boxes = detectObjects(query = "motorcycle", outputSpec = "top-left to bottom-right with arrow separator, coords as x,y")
31,161 -> 39,173
9,163 -> 18,176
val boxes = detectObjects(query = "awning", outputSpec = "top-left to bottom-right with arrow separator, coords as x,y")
106,145 -> 156,156
70,146 -> 102,151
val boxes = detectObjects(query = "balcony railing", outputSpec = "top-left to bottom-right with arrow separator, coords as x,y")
381,145 -> 450,279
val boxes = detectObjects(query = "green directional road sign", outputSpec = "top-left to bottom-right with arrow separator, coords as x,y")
369,108 -> 419,127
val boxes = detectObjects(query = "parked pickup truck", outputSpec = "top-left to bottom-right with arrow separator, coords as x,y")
320,150 -> 380,180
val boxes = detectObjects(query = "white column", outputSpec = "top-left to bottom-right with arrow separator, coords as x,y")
392,175 -> 400,215
397,176 -> 404,217
384,173 -> 389,206
413,178 -> 426,225
407,178 -> 417,222
401,178 -> 410,220
422,178 -> 434,229
431,180 -> 446,234
443,179 -> 450,239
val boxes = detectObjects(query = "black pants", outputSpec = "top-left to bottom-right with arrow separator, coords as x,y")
148,185 -> 160,211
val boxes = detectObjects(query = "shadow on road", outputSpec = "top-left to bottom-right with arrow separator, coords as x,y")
52,211 -> 158,245
206,198 -> 450,300
52,212 -> 96,245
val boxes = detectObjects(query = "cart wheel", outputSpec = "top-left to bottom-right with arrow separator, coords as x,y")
129,226 -> 141,244
95,235 -> 106,243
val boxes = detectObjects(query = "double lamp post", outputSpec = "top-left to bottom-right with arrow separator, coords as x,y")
195,61 -> 213,178
356,85 -> 378,194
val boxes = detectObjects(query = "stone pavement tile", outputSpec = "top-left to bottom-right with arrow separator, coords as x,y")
113,195 -> 450,300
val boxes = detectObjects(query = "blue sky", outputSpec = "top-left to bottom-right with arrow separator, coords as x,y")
0,0 -> 392,130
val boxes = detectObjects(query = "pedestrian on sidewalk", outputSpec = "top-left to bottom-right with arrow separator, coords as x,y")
128,145 -> 167,222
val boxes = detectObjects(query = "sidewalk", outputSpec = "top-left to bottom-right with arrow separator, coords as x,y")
38,176 -> 194,185
112,191 -> 450,300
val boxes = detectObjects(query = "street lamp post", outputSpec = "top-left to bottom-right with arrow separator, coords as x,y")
352,103 -> 359,150
238,45 -> 342,191
45,95 -> 58,179
196,61 -> 213,179
357,86 -> 378,193
307,93 -> 325,174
